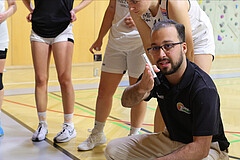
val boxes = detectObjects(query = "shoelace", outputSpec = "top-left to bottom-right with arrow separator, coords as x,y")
38,123 -> 46,132
36,123 -> 46,137
38,125 -> 42,132
56,124 -> 69,136
86,130 -> 103,144
87,134 -> 96,143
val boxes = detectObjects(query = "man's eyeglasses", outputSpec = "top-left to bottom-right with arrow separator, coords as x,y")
147,42 -> 184,56
128,0 -> 139,4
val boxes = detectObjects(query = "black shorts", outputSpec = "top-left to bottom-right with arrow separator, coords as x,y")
0,48 -> 7,59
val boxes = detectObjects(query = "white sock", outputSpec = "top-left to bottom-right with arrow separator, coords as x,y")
129,126 -> 141,135
93,120 -> 105,133
64,113 -> 74,126
37,111 -> 47,125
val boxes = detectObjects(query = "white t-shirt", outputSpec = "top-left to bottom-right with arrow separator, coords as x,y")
0,0 -> 9,50
107,0 -> 143,51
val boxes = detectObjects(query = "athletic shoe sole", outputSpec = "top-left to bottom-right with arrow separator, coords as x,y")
32,130 -> 48,142
77,141 -> 107,151
77,136 -> 107,151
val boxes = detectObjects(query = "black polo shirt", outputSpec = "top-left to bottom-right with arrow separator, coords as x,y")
145,59 -> 229,151
32,0 -> 74,38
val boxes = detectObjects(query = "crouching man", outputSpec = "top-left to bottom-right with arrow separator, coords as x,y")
104,19 -> 229,160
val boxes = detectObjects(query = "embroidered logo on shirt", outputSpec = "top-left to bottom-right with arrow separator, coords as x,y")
177,102 -> 191,114
160,7 -> 167,16
157,93 -> 164,99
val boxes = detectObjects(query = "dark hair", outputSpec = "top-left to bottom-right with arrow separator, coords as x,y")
152,19 -> 185,42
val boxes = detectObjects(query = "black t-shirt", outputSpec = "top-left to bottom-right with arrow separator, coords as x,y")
32,0 -> 74,38
145,59 -> 229,151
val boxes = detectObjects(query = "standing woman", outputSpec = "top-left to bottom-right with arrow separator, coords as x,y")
77,0 -> 147,151
127,0 -> 215,132
22,0 -> 92,142
0,0 -> 17,136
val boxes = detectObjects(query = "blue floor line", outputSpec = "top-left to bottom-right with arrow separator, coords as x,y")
210,72 -> 240,79
120,72 -> 240,88
5,72 -> 240,96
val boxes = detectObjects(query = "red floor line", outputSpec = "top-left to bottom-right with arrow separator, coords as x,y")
3,98 -> 153,126
225,131 -> 240,134
4,99 -> 240,132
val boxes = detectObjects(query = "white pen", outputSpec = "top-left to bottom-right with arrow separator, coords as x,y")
142,53 -> 160,86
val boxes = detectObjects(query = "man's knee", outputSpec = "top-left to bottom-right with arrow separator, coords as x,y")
203,142 -> 229,160
104,140 -> 117,159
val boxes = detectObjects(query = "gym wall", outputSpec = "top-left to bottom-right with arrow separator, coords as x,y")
5,0 -> 240,66
198,0 -> 240,56
6,0 -> 109,66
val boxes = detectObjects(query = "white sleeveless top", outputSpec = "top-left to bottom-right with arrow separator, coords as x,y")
141,3 -> 163,29
107,0 -> 143,51
141,0 -> 215,55
0,0 -> 9,50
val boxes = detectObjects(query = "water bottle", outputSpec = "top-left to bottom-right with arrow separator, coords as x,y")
93,51 -> 102,77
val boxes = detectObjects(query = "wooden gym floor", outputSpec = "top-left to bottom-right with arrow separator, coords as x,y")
0,56 -> 240,160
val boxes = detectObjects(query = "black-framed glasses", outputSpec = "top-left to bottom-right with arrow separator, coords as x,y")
128,0 -> 139,4
147,42 -> 184,56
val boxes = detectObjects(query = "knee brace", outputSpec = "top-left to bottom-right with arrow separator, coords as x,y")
0,73 -> 3,90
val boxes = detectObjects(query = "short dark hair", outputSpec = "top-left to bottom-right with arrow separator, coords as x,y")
152,19 -> 185,42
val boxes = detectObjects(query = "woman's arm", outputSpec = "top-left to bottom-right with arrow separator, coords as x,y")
71,0 -> 93,22
0,0 -> 17,23
22,0 -> 33,12
89,0 -> 116,53
22,0 -> 34,22
167,0 -> 194,62
72,0 -> 93,13
130,11 -> 155,64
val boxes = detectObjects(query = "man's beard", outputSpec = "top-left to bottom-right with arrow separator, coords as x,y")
157,51 -> 184,75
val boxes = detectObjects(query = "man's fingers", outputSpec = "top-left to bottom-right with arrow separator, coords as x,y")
153,65 -> 160,72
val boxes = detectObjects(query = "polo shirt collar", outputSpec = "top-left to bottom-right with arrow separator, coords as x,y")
177,58 -> 195,89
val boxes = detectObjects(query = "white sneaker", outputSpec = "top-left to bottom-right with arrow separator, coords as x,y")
54,123 -> 77,143
32,122 -> 48,142
77,130 -> 107,151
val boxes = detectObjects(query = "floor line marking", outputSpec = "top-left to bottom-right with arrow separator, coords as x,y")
4,72 -> 240,86
3,98 -> 240,140
49,92 -> 152,133
1,109 -> 80,160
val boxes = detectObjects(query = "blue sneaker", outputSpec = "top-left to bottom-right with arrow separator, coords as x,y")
0,120 -> 4,136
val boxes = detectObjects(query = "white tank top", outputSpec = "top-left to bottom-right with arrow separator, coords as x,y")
141,0 -> 214,47
107,0 -> 143,51
141,4 -> 163,29
0,0 -> 9,50
159,0 -> 214,47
